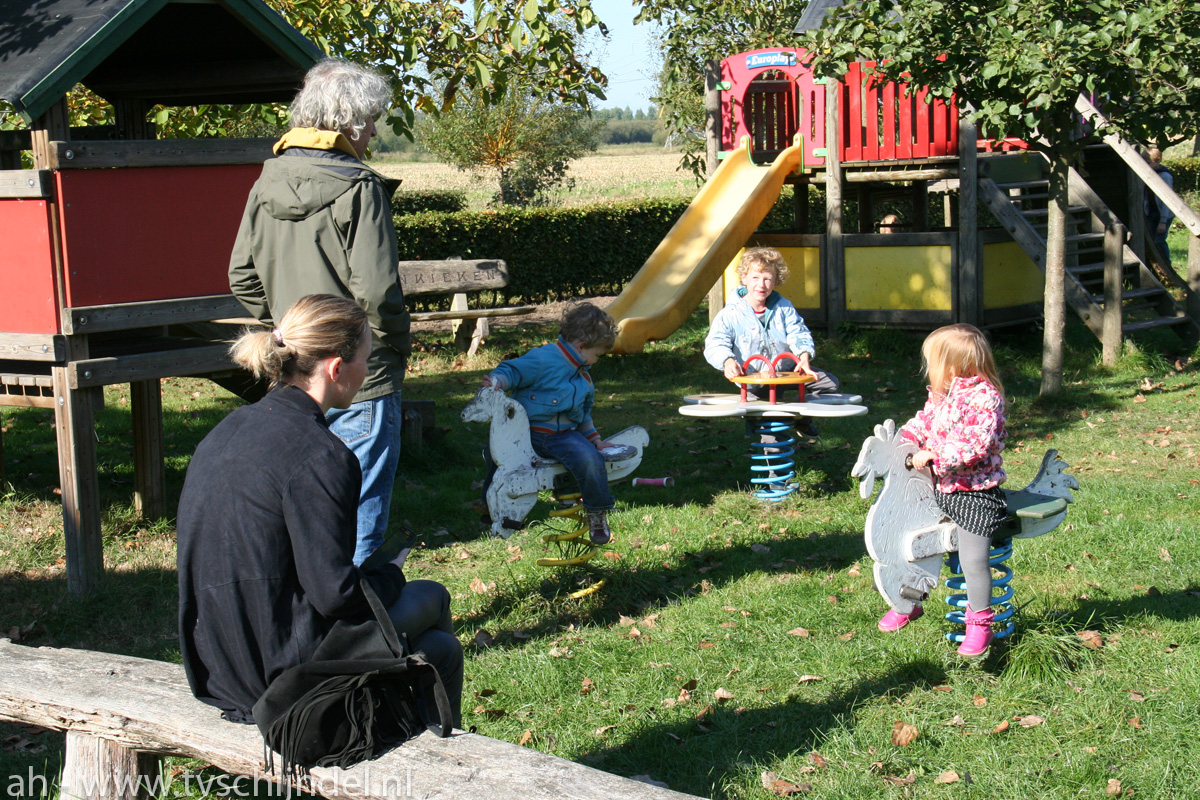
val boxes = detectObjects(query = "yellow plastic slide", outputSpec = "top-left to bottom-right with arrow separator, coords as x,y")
606,140 -> 805,354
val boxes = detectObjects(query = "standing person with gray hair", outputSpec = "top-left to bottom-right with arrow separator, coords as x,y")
230,58 -> 410,565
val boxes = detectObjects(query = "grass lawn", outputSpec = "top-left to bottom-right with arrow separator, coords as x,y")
1,303 -> 1198,798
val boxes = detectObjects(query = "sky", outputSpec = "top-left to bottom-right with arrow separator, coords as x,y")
586,0 -> 659,111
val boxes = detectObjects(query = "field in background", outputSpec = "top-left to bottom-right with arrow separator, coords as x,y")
372,144 -> 699,210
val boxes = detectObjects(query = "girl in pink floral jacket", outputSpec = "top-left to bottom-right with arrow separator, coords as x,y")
877,324 -> 1008,658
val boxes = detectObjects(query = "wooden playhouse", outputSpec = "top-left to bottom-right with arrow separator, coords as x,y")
0,0 -> 321,595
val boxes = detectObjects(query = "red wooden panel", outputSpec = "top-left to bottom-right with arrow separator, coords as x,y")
56,164 -> 261,307
844,62 -> 863,160
881,81 -> 897,159
913,86 -> 931,158
897,84 -> 913,159
0,199 -> 59,333
863,74 -> 879,161
932,97 -> 949,154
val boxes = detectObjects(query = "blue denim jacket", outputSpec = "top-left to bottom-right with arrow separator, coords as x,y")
488,337 -> 599,440
703,291 -> 816,372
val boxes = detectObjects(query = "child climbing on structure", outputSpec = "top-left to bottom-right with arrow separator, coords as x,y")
481,303 -> 622,546
877,323 -> 1008,658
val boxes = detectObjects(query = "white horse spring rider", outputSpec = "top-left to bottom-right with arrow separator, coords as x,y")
852,419 -> 1078,618
462,386 -> 649,538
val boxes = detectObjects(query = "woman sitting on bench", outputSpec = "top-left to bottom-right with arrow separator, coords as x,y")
176,294 -> 462,726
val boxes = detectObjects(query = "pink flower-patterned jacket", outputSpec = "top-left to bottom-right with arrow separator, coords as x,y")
900,375 -> 1007,493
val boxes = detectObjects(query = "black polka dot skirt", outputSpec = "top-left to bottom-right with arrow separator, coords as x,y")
935,486 -> 1008,539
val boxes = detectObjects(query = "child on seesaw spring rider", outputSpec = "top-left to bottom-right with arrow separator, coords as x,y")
480,303 -> 622,546
703,247 -> 840,441
877,323 -> 1008,658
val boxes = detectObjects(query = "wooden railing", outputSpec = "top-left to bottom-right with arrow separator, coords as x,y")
838,61 -> 959,162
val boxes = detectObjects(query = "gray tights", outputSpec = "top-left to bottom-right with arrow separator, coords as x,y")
957,528 -> 994,612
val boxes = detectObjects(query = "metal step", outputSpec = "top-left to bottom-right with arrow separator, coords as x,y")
1122,315 -> 1191,333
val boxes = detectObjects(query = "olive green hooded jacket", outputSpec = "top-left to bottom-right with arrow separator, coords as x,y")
229,128 -> 410,402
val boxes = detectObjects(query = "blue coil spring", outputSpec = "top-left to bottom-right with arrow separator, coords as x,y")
943,537 -> 1016,642
748,417 -> 797,501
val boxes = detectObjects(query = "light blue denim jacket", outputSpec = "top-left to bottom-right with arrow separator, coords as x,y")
703,291 -> 816,372
487,337 -> 599,440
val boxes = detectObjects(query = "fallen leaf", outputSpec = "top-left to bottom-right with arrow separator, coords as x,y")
992,720 -> 1010,734
751,543 -> 771,554
883,771 -> 916,786
768,779 -> 810,796
581,678 -> 595,696
548,647 -> 572,658
944,715 -> 966,727
518,730 -> 533,746
838,630 -> 855,641
1129,690 -> 1145,702
1018,715 -> 1045,728
680,679 -> 698,691
474,630 -> 495,648
714,687 -> 735,703
797,675 -> 823,683
475,688 -> 497,698
677,688 -> 691,703
1078,630 -> 1104,649
788,627 -> 811,638
594,725 -> 618,736
1106,778 -> 1123,796
891,720 -> 919,747
972,695 -> 987,707
809,752 -> 827,769
619,615 -> 636,627
628,626 -> 642,638
469,577 -> 489,594
1128,717 -> 1143,729
934,771 -> 960,784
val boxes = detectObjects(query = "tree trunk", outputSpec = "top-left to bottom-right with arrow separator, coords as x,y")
1040,149 -> 1070,396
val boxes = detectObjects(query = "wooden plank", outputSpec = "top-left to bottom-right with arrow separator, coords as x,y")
397,259 -> 510,296
842,231 -> 954,247
843,168 -> 957,183
131,379 -> 165,522
0,169 -> 53,198
69,345 -> 235,389
0,641 -> 706,800
0,333 -> 66,362
1190,235 -> 1200,329
408,306 -> 535,322
50,138 -> 275,169
0,392 -> 56,409
62,730 -> 159,800
62,296 -> 248,335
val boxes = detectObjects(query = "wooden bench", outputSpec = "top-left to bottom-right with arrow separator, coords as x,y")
399,259 -> 535,355
0,639 -> 704,800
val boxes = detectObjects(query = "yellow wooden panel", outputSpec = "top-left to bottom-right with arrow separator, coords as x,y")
983,242 -> 1044,308
845,245 -> 952,311
722,247 -> 822,307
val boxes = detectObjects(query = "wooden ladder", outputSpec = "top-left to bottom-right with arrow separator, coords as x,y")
978,158 -> 1199,346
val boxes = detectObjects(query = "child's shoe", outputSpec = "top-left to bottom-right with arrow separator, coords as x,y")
958,605 -> 994,657
586,510 -> 612,546
878,605 -> 923,632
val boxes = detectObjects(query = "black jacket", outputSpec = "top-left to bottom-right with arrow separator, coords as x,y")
177,385 -> 405,722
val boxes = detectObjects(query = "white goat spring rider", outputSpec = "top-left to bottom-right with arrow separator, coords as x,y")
852,419 -> 1078,639
462,386 -> 648,538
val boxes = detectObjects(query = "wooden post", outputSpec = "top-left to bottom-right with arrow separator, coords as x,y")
794,183 -> 809,233
1127,165 -> 1146,266
824,79 -> 845,334
1188,234 -> 1200,327
53,351 -> 105,597
131,379 -> 165,521
61,731 -> 159,800
30,98 -> 69,169
705,59 -> 725,322
1102,222 -> 1126,366
957,116 -> 980,325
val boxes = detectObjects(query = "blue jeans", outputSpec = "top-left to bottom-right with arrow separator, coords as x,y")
530,429 -> 614,512
327,393 -> 402,566
387,579 -> 463,727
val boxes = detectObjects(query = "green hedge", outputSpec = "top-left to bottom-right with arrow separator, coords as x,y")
392,190 -> 467,215
392,191 -> 818,307
1165,156 -> 1200,195
394,200 -> 691,305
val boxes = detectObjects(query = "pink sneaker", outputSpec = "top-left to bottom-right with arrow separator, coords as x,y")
877,605 -> 923,632
958,605 -> 994,657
